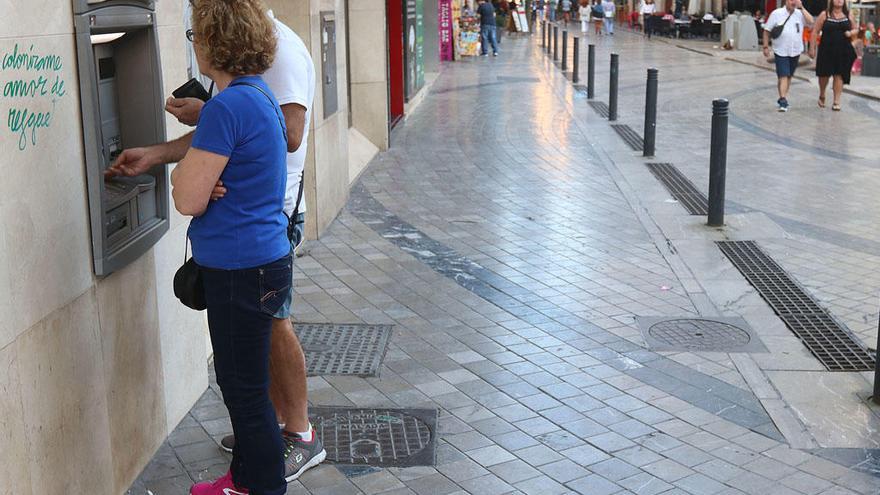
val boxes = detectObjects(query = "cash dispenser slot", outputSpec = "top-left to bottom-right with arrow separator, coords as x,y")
75,0 -> 168,276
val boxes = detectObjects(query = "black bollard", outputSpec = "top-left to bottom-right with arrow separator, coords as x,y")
587,44 -> 595,99
707,99 -> 729,227
609,53 -> 619,121
541,21 -> 546,48
874,315 -> 880,405
573,37 -> 580,84
553,25 -> 559,60
546,22 -> 551,52
562,30 -> 568,71
643,68 -> 658,157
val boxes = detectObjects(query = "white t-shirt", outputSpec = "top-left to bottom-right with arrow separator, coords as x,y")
640,2 -> 656,15
765,7 -> 806,57
262,13 -> 316,217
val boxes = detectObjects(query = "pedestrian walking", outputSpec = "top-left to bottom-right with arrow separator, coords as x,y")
640,0 -> 656,37
580,0 -> 592,33
478,0 -> 500,56
562,0 -> 573,22
592,0 -> 605,34
762,0 -> 814,112
810,0 -> 857,110
602,0 -> 616,34
549,0 -> 558,21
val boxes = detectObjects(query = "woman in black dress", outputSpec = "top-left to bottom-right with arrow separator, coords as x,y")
809,0 -> 857,111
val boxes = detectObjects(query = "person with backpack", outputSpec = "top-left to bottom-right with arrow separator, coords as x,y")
763,0 -> 814,111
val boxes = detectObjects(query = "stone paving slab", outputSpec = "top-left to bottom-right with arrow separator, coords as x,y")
128,33 -> 880,494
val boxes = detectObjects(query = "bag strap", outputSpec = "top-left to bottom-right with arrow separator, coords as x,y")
230,80 -> 288,147
231,80 -> 305,222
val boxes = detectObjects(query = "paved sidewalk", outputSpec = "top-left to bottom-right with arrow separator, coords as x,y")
129,32 -> 880,495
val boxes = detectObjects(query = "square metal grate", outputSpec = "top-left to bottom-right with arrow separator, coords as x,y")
717,241 -> 875,371
589,100 -> 610,118
295,323 -> 392,377
310,407 -> 438,467
611,124 -> 644,151
646,163 -> 709,215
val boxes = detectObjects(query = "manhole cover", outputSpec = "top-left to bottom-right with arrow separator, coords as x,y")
310,407 -> 438,467
649,319 -> 749,350
637,317 -> 767,353
295,323 -> 392,377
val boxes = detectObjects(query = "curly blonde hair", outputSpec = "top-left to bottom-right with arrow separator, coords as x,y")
191,0 -> 276,76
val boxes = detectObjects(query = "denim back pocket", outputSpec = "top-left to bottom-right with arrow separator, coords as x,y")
259,257 -> 292,316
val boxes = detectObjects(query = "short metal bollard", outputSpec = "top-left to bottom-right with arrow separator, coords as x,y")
541,21 -> 546,48
562,31 -> 571,70
587,44 -> 595,99
874,315 -> 880,405
572,37 -> 580,84
553,25 -> 559,60
609,53 -> 619,121
707,99 -> 729,227
643,68 -> 658,157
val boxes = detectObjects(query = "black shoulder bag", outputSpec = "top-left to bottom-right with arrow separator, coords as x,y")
173,81 -> 292,311
770,12 -> 793,39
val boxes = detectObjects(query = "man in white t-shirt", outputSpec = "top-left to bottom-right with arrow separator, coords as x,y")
106,11 -> 324,482
763,0 -> 813,111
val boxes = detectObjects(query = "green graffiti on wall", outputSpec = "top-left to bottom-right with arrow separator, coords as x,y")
1,43 -> 67,151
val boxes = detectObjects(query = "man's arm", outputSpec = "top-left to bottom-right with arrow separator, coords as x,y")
762,24 -> 771,57
797,0 -> 814,26
280,103 -> 308,153
105,131 -> 194,178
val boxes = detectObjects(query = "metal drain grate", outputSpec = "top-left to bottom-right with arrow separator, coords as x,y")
589,101 -> 610,118
573,84 -> 589,94
311,407 -> 438,467
646,163 -> 708,215
611,124 -> 644,151
295,323 -> 392,377
718,241 -> 875,371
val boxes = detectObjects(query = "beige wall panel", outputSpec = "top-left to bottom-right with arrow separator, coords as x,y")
96,251 -> 167,493
156,0 -> 185,27
16,289 -> 114,495
0,0 -> 74,38
348,9 -> 387,84
0,35 -> 94,350
152,221 -> 208,432
0,344 -> 33,495
313,113 -> 349,235
351,81 -> 389,151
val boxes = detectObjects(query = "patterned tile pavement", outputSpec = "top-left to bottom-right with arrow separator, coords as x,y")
128,29 -> 880,495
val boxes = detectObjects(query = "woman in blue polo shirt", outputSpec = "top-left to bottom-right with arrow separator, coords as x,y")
171,1 -> 290,494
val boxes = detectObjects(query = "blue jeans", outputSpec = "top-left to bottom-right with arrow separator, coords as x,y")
202,255 -> 293,495
481,24 -> 498,55
604,17 -> 614,34
549,8 -> 557,21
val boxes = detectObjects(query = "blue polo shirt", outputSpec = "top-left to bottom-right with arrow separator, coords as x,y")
188,76 -> 289,270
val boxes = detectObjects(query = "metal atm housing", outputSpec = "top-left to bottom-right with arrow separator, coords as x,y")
74,0 -> 168,276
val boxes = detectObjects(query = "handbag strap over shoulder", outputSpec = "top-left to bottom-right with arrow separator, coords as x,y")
231,80 -> 306,224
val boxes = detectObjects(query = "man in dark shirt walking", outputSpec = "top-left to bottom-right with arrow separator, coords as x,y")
478,0 -> 499,56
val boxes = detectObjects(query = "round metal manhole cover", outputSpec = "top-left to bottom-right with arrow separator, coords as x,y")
311,408 -> 435,467
648,319 -> 751,350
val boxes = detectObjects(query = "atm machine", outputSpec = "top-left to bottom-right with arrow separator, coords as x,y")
73,0 -> 169,276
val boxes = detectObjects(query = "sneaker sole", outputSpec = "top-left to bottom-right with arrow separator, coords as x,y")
285,449 -> 327,483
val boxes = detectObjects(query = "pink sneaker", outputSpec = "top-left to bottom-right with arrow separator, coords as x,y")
190,471 -> 249,495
